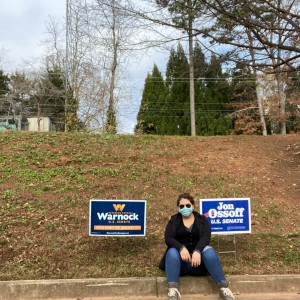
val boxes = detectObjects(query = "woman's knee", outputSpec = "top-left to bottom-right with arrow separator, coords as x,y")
202,246 -> 219,261
166,247 -> 180,261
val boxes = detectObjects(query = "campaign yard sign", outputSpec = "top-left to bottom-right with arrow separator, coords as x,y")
200,198 -> 251,235
89,199 -> 147,236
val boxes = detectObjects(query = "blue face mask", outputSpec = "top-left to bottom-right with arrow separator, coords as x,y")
178,205 -> 193,217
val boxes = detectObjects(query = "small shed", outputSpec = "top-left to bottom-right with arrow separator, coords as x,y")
27,117 -> 56,132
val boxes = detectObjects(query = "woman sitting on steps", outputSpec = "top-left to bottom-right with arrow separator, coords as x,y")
159,193 -> 235,300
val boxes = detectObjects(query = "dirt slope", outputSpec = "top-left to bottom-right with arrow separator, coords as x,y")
0,132 -> 299,279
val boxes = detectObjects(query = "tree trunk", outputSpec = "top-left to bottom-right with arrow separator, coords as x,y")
276,71 -> 287,134
188,1 -> 196,136
37,102 -> 41,132
256,87 -> 267,136
248,30 -> 267,136
105,0 -> 118,134
106,35 -> 117,134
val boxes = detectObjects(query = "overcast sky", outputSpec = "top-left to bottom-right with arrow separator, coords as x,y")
0,0 -> 170,133
0,0 -> 66,69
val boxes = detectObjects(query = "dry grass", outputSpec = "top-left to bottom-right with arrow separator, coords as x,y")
0,132 -> 299,280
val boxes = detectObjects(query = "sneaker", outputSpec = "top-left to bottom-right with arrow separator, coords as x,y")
219,286 -> 235,300
168,287 -> 181,300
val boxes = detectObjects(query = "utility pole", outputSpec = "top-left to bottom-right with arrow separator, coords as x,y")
65,0 -> 70,132
188,0 -> 196,136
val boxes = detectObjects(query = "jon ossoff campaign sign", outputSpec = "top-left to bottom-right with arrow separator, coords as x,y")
200,198 -> 251,234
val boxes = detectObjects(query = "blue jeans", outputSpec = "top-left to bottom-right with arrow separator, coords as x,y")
165,246 -> 226,285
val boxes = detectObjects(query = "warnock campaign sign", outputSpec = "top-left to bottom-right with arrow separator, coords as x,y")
89,199 -> 147,237
200,198 -> 251,234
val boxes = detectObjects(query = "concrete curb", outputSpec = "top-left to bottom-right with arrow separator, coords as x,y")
0,275 -> 299,300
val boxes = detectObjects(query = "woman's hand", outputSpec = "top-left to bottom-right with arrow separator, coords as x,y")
180,247 -> 191,262
191,251 -> 201,268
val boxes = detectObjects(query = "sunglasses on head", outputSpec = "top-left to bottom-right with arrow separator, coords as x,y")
179,204 -> 192,209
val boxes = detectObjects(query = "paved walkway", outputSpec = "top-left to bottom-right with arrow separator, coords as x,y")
43,294 -> 300,300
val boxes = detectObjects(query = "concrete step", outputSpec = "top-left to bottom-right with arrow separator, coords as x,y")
42,294 -> 300,300
1,275 -> 299,300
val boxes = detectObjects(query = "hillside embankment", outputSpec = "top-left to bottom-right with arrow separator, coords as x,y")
0,132 -> 299,280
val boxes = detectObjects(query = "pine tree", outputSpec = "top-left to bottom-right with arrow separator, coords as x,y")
0,70 -> 10,115
44,66 -> 66,124
136,44 -> 233,136
135,64 -> 167,134
156,0 -> 204,136
196,53 -> 232,135
105,105 -> 117,134
165,43 -> 190,135
194,42 -> 207,79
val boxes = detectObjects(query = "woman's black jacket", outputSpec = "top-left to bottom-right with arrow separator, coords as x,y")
159,211 -> 211,270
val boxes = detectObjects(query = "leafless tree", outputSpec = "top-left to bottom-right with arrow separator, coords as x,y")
4,72 -> 31,120
42,2 -> 107,132
41,0 -> 143,133
200,0 -> 300,65
201,0 -> 300,134
86,0 -> 143,133
120,0 -> 300,135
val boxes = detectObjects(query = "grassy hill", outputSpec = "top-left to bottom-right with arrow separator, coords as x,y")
0,132 -> 299,280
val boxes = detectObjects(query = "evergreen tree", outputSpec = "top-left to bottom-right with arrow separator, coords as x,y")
194,42 -> 207,79
165,43 -> 190,135
0,70 -> 10,115
227,62 -> 260,135
228,62 -> 256,106
45,65 -> 66,124
136,44 -> 233,136
196,53 -> 232,135
25,66 -> 69,131
156,0 -> 204,136
65,87 -> 81,132
0,70 -> 9,97
8,72 -> 32,120
135,64 -> 167,134
193,43 -> 208,134
105,104 -> 117,134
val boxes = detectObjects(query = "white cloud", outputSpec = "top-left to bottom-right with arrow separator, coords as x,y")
0,0 -> 65,71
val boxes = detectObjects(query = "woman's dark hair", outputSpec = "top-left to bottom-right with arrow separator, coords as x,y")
177,193 -> 195,206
